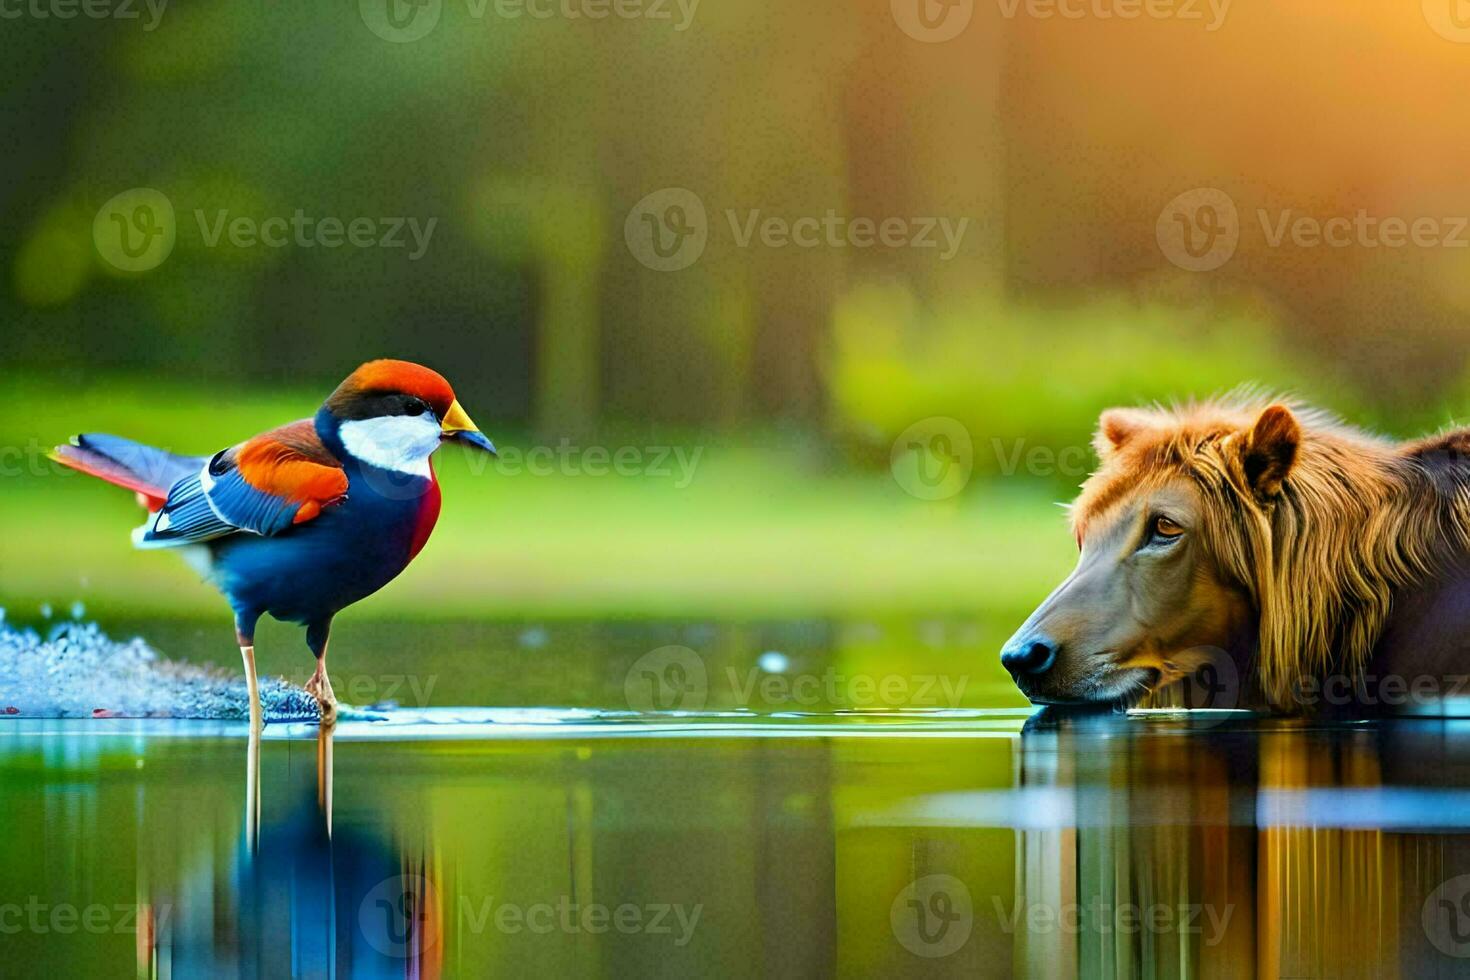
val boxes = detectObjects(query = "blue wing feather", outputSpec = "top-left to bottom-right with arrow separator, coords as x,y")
133,423 -> 345,548
202,457 -> 303,536
133,468 -> 235,548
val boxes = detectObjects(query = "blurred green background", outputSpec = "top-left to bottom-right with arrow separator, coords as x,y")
3,0 -> 1469,665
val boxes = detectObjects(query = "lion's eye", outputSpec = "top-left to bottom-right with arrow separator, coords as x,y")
1151,516 -> 1185,540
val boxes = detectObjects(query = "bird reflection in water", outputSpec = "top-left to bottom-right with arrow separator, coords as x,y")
137,726 -> 443,978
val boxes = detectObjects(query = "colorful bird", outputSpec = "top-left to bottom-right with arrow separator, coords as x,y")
50,360 -> 497,730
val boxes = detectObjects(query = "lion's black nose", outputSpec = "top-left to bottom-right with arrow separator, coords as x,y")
1001,635 -> 1058,677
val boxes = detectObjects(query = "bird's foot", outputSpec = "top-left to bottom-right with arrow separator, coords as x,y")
304,667 -> 338,727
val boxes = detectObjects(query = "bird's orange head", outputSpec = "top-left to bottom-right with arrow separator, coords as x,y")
323,359 -> 496,456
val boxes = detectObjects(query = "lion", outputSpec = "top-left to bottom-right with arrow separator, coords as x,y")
1000,395 -> 1470,712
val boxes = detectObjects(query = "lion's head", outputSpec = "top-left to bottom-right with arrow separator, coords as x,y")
1000,396 -> 1446,709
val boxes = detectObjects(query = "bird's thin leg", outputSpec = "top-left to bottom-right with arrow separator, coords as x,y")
244,719 -> 260,854
304,618 -> 338,727
316,724 -> 334,838
240,644 -> 263,734
236,617 -> 263,851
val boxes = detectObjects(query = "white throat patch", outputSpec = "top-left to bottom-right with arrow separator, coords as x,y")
339,414 -> 441,477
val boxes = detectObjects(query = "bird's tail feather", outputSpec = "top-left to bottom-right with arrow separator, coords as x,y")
50,435 -> 203,512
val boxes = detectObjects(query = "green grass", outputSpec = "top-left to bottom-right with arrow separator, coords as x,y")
1,377 -> 1078,621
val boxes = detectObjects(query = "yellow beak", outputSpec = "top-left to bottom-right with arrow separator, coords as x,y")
440,399 -> 497,455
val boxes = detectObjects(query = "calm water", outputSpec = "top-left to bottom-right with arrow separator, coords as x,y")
6,711 -> 1470,977
5,620 -> 1470,977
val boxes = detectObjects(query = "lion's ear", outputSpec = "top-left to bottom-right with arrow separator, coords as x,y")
1094,408 -> 1156,459
1240,404 -> 1300,497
